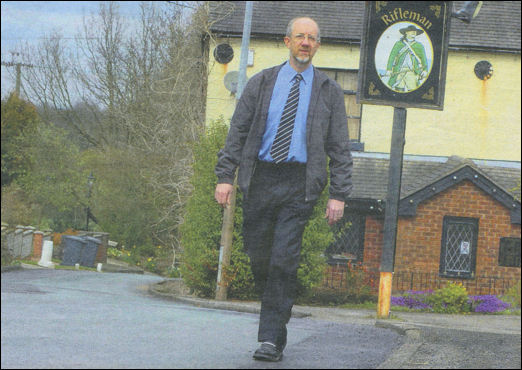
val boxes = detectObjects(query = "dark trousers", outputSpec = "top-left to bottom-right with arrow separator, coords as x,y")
242,161 -> 316,345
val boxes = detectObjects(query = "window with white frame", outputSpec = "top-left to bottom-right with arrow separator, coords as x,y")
319,68 -> 362,146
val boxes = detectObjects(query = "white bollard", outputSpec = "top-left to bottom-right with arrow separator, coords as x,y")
38,240 -> 55,268
97,263 -> 102,272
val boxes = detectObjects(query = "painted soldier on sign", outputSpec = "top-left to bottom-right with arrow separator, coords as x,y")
384,24 -> 429,92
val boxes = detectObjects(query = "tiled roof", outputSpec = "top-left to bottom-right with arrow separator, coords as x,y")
210,1 -> 521,52
350,154 -> 521,202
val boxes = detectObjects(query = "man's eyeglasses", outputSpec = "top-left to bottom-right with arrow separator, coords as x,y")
292,33 -> 319,43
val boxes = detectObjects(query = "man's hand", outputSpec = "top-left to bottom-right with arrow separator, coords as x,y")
325,199 -> 345,226
215,183 -> 234,208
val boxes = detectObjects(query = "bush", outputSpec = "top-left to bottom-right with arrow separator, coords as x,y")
423,282 -> 470,313
180,118 -> 331,299
345,262 -> 376,298
180,118 -> 246,298
0,183 -> 37,227
80,147 -> 159,248
501,280 -> 521,309
296,285 -> 377,306
1,121 -> 86,231
135,244 -> 156,258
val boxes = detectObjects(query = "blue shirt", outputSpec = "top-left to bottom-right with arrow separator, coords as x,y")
258,62 -> 314,163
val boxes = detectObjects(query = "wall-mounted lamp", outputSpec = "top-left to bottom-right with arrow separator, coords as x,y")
474,60 -> 493,80
214,44 -> 234,64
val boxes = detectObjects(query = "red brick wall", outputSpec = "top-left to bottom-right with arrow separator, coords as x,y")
363,216 -> 384,274
323,263 -> 351,289
322,217 -> 384,292
352,180 -> 521,295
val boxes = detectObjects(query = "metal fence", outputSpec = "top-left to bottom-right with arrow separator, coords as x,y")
323,264 -> 520,296
392,271 -> 519,296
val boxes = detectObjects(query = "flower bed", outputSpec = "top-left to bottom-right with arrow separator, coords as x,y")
391,283 -> 517,314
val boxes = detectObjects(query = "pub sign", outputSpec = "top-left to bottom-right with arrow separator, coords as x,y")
357,1 -> 452,110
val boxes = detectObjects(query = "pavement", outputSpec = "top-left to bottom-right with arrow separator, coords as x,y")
3,260 -> 521,369
148,279 -> 521,369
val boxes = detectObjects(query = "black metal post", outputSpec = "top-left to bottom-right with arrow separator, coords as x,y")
377,107 -> 407,318
381,107 -> 407,271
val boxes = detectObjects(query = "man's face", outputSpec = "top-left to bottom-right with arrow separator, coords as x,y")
284,18 -> 320,65
405,31 -> 417,41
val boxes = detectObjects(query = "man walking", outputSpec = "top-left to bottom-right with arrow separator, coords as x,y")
214,17 -> 353,362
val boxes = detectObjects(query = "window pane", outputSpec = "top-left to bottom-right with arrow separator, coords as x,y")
348,118 -> 360,142
444,223 -> 473,273
499,237 -> 521,267
440,216 -> 478,278
319,68 -> 362,143
328,213 -> 366,262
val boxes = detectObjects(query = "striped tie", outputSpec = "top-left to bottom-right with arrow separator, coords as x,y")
270,73 -> 303,164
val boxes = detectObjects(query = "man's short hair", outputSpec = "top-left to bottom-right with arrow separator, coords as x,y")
286,17 -> 321,42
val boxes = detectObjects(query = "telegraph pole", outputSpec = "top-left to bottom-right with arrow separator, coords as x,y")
215,1 -> 253,301
1,52 -> 33,96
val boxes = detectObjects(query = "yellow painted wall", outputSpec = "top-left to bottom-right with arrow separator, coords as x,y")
205,38 -> 357,124
362,52 -> 521,161
206,38 -> 521,161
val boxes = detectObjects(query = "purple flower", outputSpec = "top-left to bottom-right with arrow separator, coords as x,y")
468,295 -> 511,313
392,291 -> 433,310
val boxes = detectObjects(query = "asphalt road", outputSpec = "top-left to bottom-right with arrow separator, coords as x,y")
1,269 -> 404,369
396,327 -> 521,369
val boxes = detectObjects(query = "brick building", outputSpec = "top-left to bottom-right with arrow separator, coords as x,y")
326,154 -> 520,295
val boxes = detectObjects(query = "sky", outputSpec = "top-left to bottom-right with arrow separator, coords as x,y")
0,1 -> 151,99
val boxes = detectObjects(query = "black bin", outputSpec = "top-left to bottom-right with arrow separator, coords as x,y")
61,236 -> 86,266
80,236 -> 101,268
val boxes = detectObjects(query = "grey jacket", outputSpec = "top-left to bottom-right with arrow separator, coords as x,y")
215,63 -> 353,202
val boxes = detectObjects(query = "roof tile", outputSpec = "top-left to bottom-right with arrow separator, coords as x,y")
210,1 -> 521,51
350,155 -> 521,201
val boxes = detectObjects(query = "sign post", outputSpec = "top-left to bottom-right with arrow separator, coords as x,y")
357,1 -> 452,318
377,106 -> 406,318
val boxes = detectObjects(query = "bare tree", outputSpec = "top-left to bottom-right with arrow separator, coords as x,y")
16,1 -> 220,268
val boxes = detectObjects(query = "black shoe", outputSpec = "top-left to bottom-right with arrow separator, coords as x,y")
253,343 -> 283,362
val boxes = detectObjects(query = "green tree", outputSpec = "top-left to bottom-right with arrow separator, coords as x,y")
17,123 -> 86,231
1,93 -> 39,186
1,108 -> 87,231
80,147 -> 159,248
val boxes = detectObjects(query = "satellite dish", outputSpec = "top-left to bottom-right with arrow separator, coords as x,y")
224,71 -> 239,93
214,43 -> 234,64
